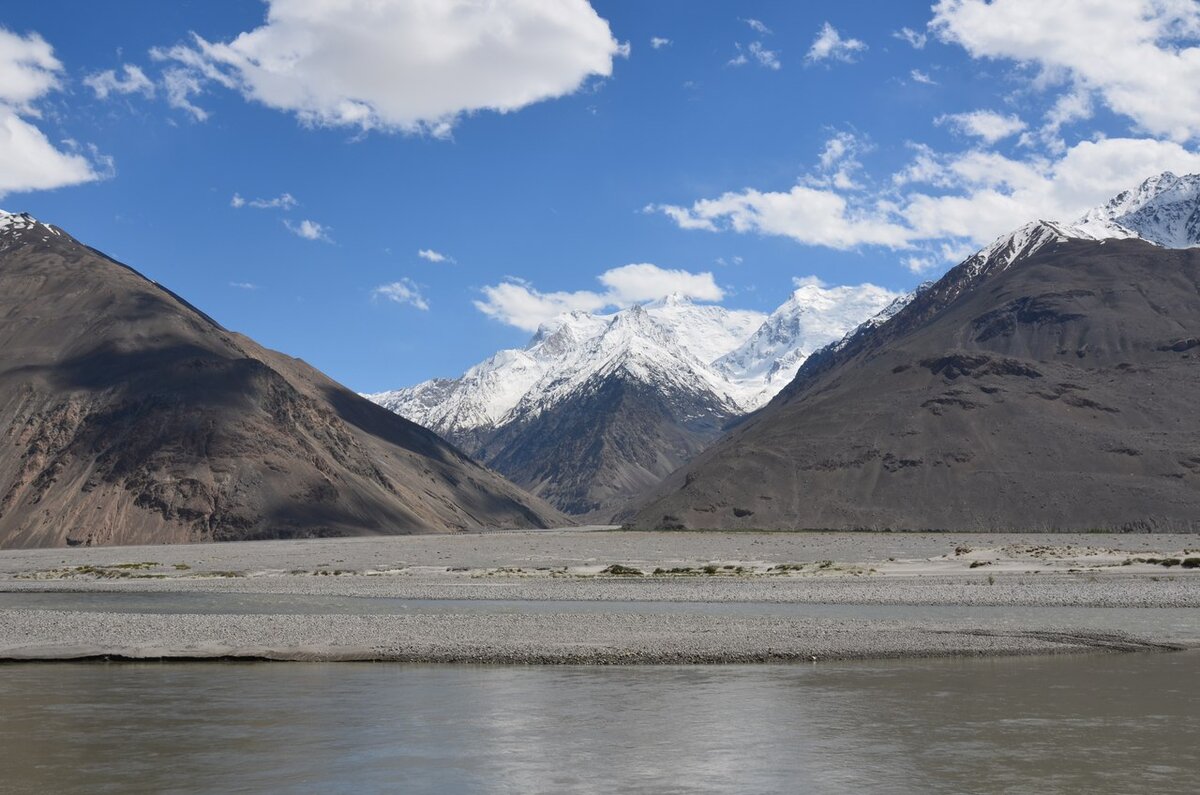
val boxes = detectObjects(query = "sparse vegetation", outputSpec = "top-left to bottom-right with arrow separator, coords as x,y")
600,564 -> 644,576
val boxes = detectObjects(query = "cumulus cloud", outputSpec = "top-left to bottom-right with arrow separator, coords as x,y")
0,27 -> 104,198
475,263 -> 724,331
152,0 -> 626,135
932,0 -> 1200,142
599,263 -> 723,304
910,69 -> 937,85
418,248 -> 453,263
83,64 -> 155,99
373,278 -> 429,310
653,136 -> 1200,261
284,218 -> 332,242
806,23 -> 867,64
231,192 -> 297,210
936,110 -> 1027,144
650,37 -> 672,49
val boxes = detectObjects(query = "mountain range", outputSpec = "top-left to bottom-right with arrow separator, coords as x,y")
368,280 -> 904,518
628,172 -> 1200,531
0,212 -> 564,548
370,171 -> 1200,521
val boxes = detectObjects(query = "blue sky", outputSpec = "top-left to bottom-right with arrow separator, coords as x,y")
3,0 -> 1200,391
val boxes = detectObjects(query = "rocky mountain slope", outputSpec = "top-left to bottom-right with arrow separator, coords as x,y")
0,212 -> 565,548
628,173 -> 1200,531
369,284 -> 902,518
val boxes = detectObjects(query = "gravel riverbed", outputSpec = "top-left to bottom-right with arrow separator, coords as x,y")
1,530 -> 1197,663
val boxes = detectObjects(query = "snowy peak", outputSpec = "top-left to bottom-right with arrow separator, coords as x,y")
368,282 -> 899,437
960,220 -> 1075,283
956,172 -> 1200,295
0,211 -> 62,244
1072,172 -> 1200,248
715,280 -> 905,404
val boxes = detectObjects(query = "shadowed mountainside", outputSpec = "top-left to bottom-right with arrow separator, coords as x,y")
0,214 -> 565,548
628,235 -> 1200,531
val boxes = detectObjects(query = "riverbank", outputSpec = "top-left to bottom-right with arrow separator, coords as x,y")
1,531 -> 1197,663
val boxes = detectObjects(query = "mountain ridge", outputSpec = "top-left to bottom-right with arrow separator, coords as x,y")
627,172 -> 1200,531
369,278 -> 902,517
0,212 -> 565,548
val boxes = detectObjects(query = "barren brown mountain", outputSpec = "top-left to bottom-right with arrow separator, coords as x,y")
629,231 -> 1200,532
0,213 -> 565,548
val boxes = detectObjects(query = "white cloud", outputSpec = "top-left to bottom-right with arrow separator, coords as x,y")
284,218 -> 332,242
749,42 -> 781,70
806,23 -> 867,64
159,66 -> 210,121
896,137 -> 1200,245
936,110 -> 1027,144
84,65 -> 155,99
153,0 -> 625,135
598,263 -> 723,304
0,28 -> 60,109
808,131 -> 868,190
893,27 -> 927,49
231,192 -> 297,210
229,281 -> 259,289
743,18 -> 773,35
418,248 -> 455,263
652,185 -> 911,250
650,37 -> 672,49
654,136 -> 1200,260
0,27 -> 104,198
910,69 -> 937,85
932,0 -> 1200,142
475,263 -> 723,331
374,278 -> 429,310
729,41 -> 780,70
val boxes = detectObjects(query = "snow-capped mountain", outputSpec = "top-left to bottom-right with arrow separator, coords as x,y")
716,279 -> 906,405
936,172 -> 1200,303
368,281 -> 901,517
369,282 -> 900,435
788,171 -> 1200,401
369,171 -> 1200,519
1073,171 -> 1200,247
